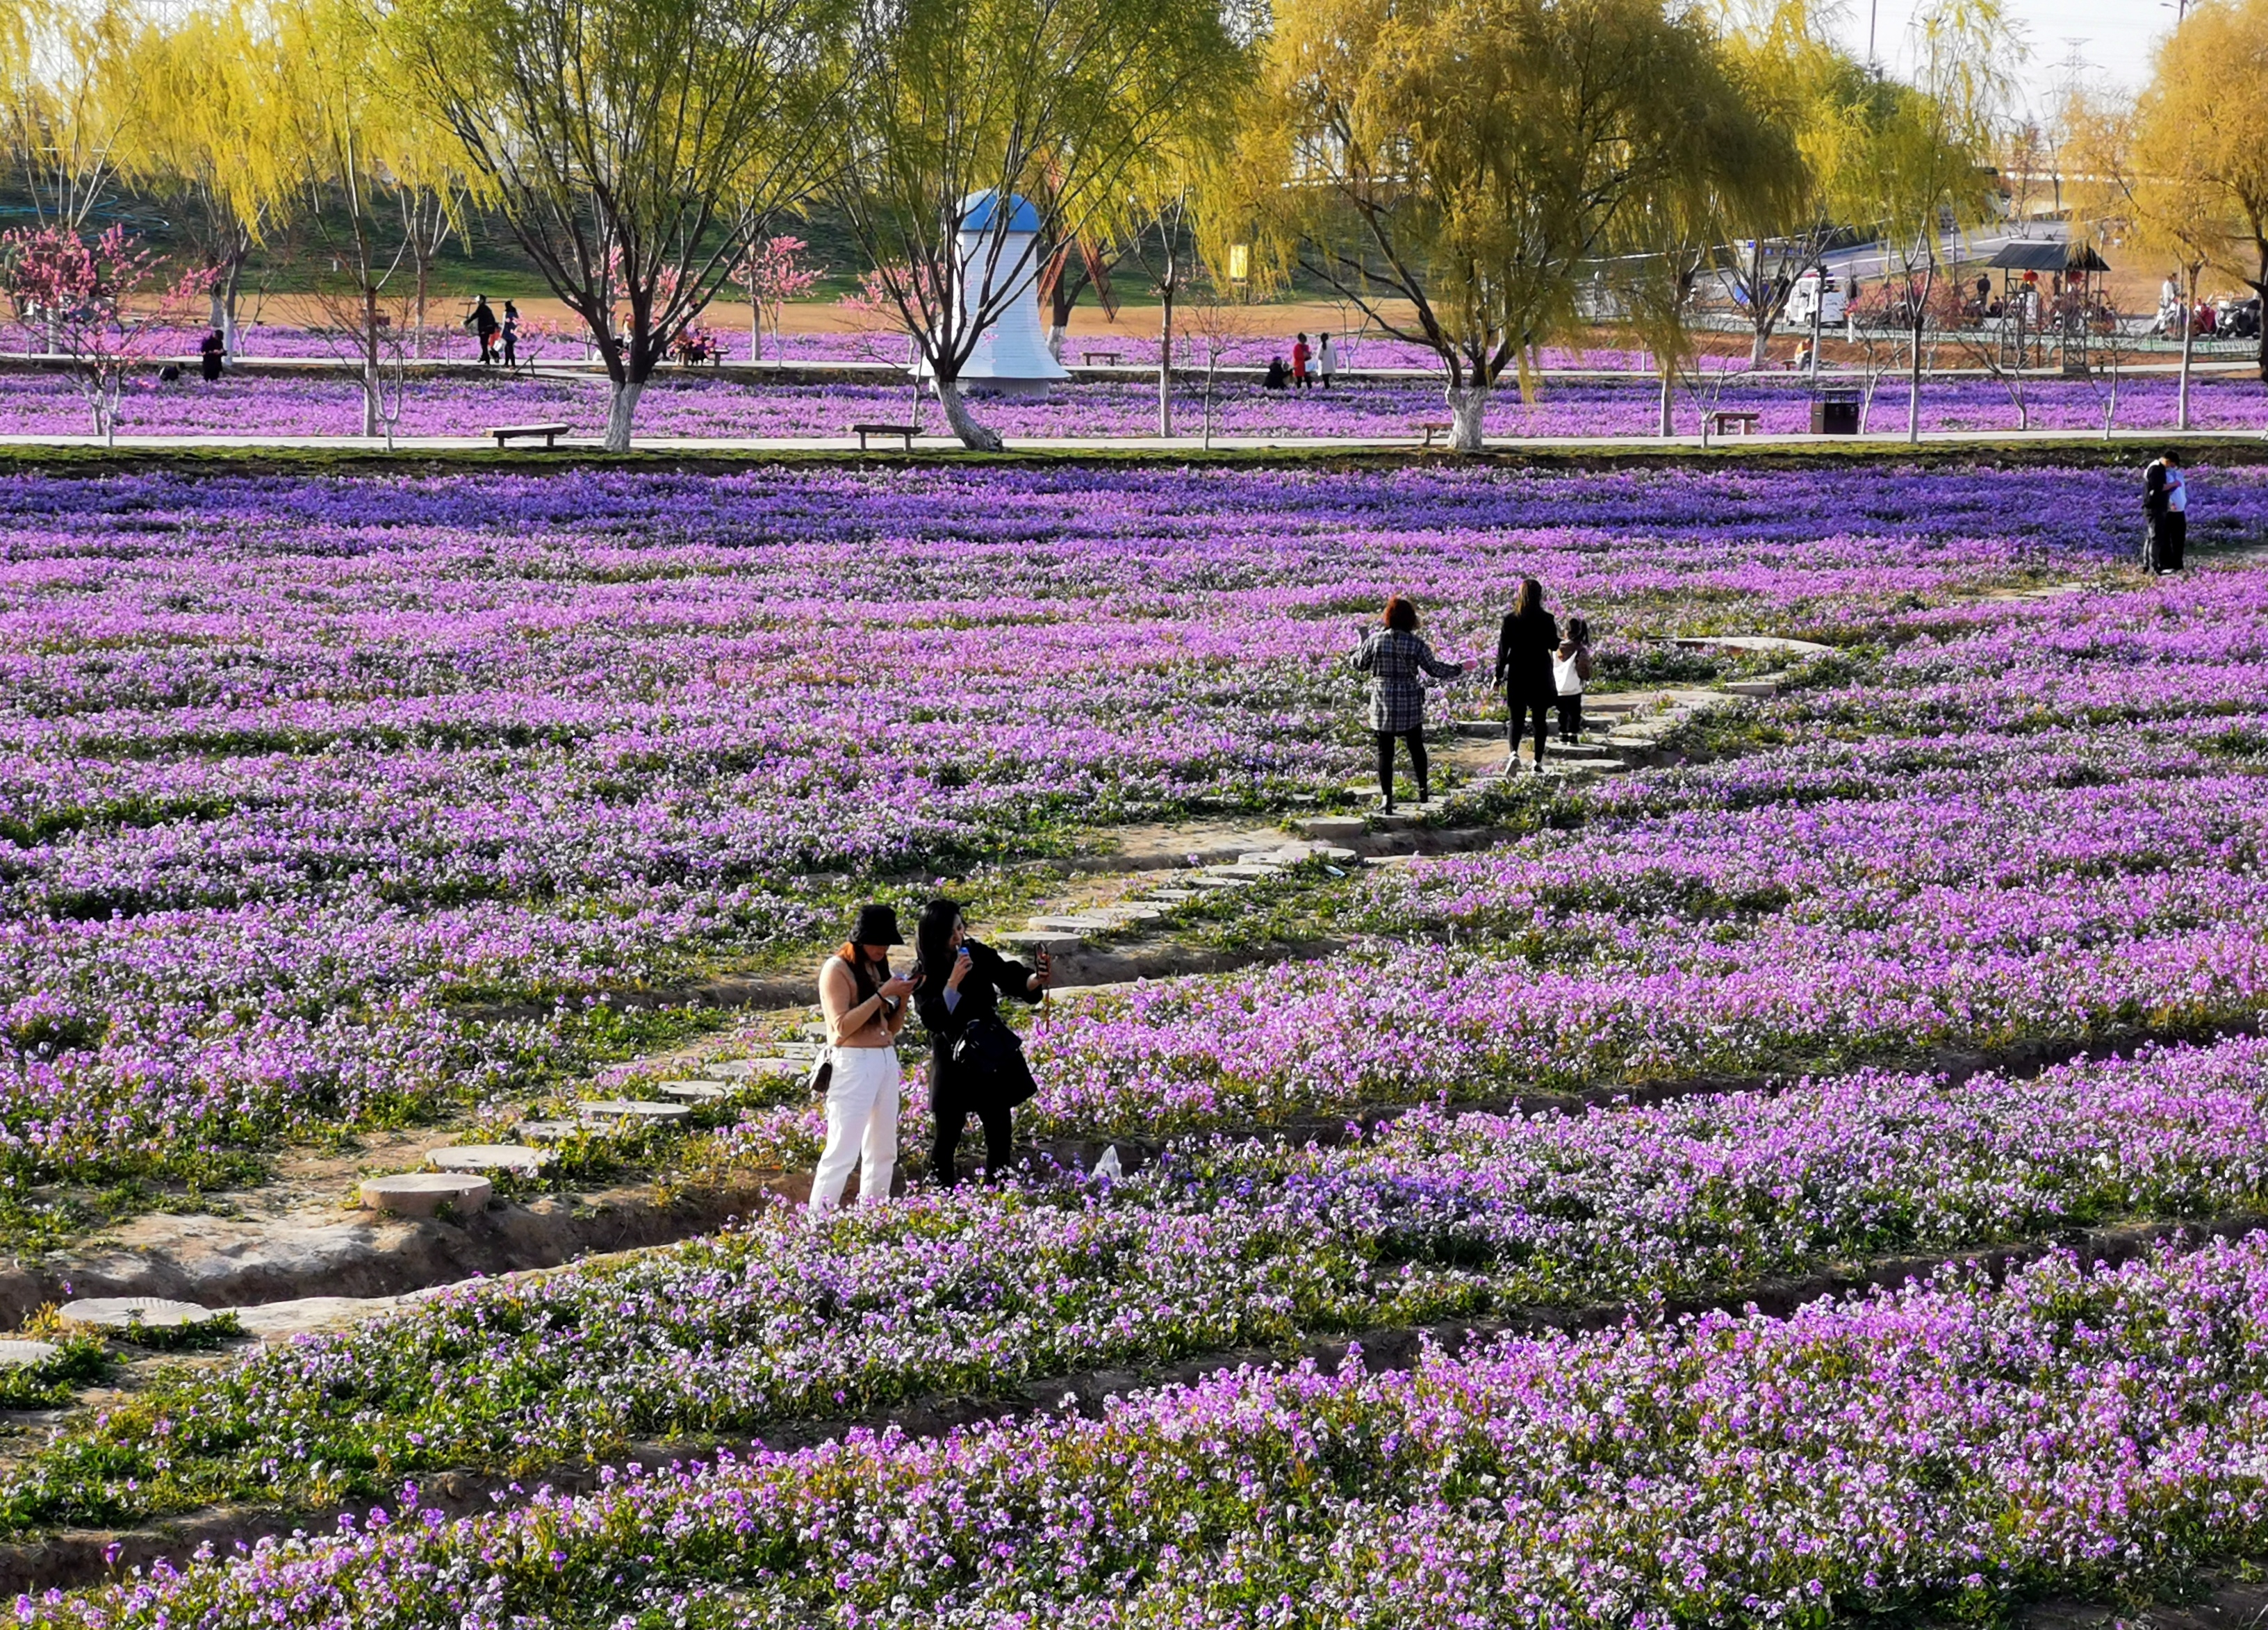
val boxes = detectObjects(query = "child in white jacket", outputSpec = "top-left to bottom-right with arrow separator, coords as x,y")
1552,618 -> 1592,742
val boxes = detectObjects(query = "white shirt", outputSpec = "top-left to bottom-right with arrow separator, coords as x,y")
1317,338 -> 1336,373
1553,652 -> 1586,695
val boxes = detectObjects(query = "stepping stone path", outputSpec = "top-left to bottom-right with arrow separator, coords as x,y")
359,1173 -> 493,1217
429,1144 -> 549,1176
579,1098 -> 693,1121
657,1079 -> 730,1101
0,1339 -> 56,1367
517,1119 -> 582,1142
61,1296 -> 213,1332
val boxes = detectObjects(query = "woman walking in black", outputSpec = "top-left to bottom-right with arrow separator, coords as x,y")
1495,577 -> 1559,774
914,898 -> 1050,1186
1350,595 -> 1464,813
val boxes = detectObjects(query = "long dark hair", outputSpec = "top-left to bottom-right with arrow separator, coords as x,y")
1384,595 -> 1418,631
833,941 -> 882,1004
916,897 -> 964,985
1513,578 -> 1545,619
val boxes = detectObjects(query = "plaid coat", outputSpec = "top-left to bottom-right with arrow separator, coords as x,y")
1349,628 -> 1463,732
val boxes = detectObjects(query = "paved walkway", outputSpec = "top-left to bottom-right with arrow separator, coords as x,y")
3,426 -> 2263,454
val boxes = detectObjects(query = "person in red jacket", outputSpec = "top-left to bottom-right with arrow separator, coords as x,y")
1291,332 -> 1312,389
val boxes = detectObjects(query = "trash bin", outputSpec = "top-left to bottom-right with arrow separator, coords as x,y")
1810,392 -> 1861,435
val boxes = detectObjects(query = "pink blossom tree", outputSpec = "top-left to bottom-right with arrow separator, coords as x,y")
0,225 -> 213,443
735,235 -> 821,361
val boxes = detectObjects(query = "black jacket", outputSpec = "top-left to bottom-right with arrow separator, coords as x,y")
2144,459 -> 2174,516
1495,607 -> 1561,701
914,938 -> 1040,1103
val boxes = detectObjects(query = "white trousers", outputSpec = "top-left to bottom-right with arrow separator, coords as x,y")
808,1046 -> 901,1216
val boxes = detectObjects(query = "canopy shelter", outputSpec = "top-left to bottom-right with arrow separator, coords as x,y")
1978,240 -> 2112,370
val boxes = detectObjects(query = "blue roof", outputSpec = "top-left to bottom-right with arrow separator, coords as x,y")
959,190 -> 1041,234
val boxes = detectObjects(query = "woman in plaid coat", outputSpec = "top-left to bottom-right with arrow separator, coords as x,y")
1349,595 -> 1464,812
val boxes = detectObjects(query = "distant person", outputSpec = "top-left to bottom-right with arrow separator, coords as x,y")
1349,595 -> 1463,813
500,301 -> 519,369
913,898 -> 1048,1188
2159,272 -> 2182,338
1316,331 -> 1336,388
1495,577 -> 1560,774
809,905 -> 920,1217
1291,331 -> 1311,389
1553,616 -> 1592,743
469,295 -> 499,364
1263,356 -> 1290,390
2143,449 -> 2185,574
198,329 -> 225,381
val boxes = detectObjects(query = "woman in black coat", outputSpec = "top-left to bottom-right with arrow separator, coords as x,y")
1494,577 -> 1560,773
913,897 -> 1051,1185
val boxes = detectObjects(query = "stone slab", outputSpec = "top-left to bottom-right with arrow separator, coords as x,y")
61,1296 -> 213,1331
229,1296 -> 401,1339
359,1174 -> 493,1218
517,1119 -> 583,1142
578,1098 -> 693,1121
1294,816 -> 1367,840
657,1080 -> 730,1101
429,1144 -> 549,1176
0,1339 -> 57,1367
1028,915 -> 1114,932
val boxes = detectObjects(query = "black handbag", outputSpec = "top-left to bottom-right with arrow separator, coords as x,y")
951,1014 -> 1037,1109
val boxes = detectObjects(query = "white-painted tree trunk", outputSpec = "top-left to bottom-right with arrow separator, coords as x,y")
750,299 -> 762,363
603,379 -> 645,452
2178,272 -> 2197,431
1158,294 -> 1174,438
1449,381 -> 1488,453
362,359 -> 380,438
1046,324 -> 1067,362
1657,372 -> 1673,437
937,378 -> 1003,451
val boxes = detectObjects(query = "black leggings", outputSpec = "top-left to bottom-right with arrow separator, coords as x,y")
1508,691 -> 1551,766
1374,728 -> 1428,801
931,1090 -> 1012,1185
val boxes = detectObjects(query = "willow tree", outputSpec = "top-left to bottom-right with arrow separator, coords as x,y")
1714,0 -> 1882,368
1835,0 -> 2013,443
819,0 -> 1249,450
2115,0 -> 2268,385
263,0 -> 460,436
117,3 -> 298,360
394,0 -> 842,450
1245,0 -> 1774,452
2066,94 -> 2237,431
1,0 -> 139,235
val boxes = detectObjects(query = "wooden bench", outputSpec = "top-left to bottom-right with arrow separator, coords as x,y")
487,422 -> 570,448
1080,349 -> 1122,365
1418,420 -> 1454,447
847,422 -> 919,450
1711,410 -> 1763,437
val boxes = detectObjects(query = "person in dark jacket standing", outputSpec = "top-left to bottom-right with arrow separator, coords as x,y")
198,329 -> 225,381
1495,577 -> 1560,773
470,295 -> 499,365
1350,595 -> 1464,813
914,898 -> 1049,1186
2143,450 -> 2185,573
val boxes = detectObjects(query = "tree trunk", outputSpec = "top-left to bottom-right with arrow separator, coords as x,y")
749,298 -> 762,363
936,377 -> 1003,451
1158,289 -> 1174,438
1046,323 -> 1067,362
363,358 -> 380,438
1449,379 -> 1487,453
220,262 -> 242,365
603,377 -> 645,452
2178,268 -> 2197,431
1907,322 -> 1923,445
415,260 -> 429,361
1657,370 -> 1673,437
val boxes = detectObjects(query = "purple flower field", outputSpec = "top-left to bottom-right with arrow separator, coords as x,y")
30,1231 -> 2268,1627
0,461 -> 2200,1192
3,365 -> 2262,438
0,454 -> 2265,1622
